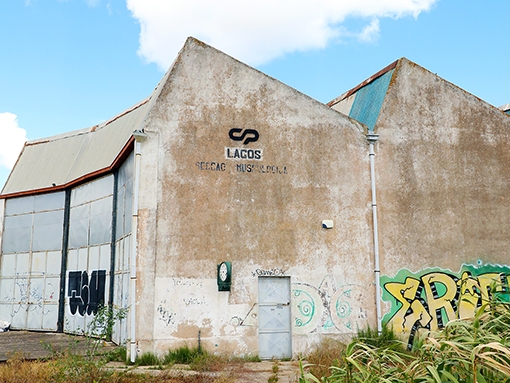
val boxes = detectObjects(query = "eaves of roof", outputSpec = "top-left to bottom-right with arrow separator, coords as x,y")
327,60 -> 398,108
499,103 -> 510,113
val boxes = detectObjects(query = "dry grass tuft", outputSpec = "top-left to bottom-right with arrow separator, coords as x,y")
0,357 -> 55,383
305,338 -> 346,379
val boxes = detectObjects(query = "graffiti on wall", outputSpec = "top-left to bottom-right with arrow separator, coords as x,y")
156,278 -> 208,327
2,274 -> 56,317
229,275 -> 368,333
292,275 -> 368,334
252,268 -> 286,277
157,300 -> 176,326
382,263 -> 510,347
68,270 -> 106,316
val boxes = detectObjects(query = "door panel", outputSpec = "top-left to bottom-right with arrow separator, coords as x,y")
0,251 -> 60,331
258,277 -> 292,359
64,245 -> 110,335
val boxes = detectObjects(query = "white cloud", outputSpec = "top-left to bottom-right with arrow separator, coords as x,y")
0,113 -> 27,170
358,19 -> 380,42
85,0 -> 100,7
126,0 -> 438,69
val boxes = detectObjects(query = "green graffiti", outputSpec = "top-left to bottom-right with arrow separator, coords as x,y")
293,289 -> 315,327
323,319 -> 334,330
335,299 -> 351,319
382,263 -> 510,348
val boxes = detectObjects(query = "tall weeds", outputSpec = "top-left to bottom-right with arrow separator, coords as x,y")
302,294 -> 510,383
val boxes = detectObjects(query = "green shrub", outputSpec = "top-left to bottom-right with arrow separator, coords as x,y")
135,351 -> 162,366
352,323 -> 403,350
106,346 -> 127,362
163,344 -> 202,365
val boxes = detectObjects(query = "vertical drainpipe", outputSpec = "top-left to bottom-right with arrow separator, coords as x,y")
130,129 -> 147,363
367,131 -> 382,334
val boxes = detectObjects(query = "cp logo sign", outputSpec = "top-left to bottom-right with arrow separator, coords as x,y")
229,128 -> 259,145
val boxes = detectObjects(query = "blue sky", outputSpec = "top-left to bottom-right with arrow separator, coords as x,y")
1,0 -> 509,187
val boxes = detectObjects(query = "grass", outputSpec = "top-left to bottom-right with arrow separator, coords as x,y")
161,344 -> 261,372
16,291 -> 510,382
0,304 -> 254,383
301,291 -> 510,383
0,357 -> 54,383
163,344 -> 203,365
133,345 -> 236,372
0,339 -> 267,382
135,351 -> 162,367
305,337 -> 346,379
0,347 -> 245,383
0,301 -> 263,382
8,298 -> 510,383
352,322 -> 401,350
267,360 -> 280,382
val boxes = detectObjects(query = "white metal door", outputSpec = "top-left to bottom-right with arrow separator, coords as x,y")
258,277 -> 292,359
64,245 -> 110,334
64,176 -> 113,335
0,251 -> 60,331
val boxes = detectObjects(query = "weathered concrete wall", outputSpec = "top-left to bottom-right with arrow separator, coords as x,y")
375,58 -> 510,341
135,38 -> 375,357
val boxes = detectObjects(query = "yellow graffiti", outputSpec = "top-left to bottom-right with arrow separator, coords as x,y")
457,272 -> 479,319
385,277 -> 431,333
422,273 -> 457,329
385,270 -> 508,338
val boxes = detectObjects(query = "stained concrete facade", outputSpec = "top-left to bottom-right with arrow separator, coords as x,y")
1,37 -> 510,358
331,58 -> 510,347
135,38 -> 374,357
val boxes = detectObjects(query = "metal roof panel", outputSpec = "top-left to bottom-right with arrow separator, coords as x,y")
499,103 -> 510,112
1,99 -> 149,196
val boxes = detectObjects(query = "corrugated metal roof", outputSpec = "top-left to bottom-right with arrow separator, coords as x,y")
327,60 -> 398,108
1,99 -> 150,197
346,69 -> 395,131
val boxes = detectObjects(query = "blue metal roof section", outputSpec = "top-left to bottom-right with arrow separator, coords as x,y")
349,69 -> 394,131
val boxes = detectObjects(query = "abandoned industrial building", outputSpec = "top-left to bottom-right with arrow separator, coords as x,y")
1,37 -> 510,360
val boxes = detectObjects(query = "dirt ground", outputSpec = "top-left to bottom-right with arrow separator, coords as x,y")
0,331 -> 301,382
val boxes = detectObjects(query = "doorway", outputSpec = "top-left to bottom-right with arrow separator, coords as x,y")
258,276 -> 292,359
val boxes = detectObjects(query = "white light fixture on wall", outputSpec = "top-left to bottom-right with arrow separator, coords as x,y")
322,220 -> 334,229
